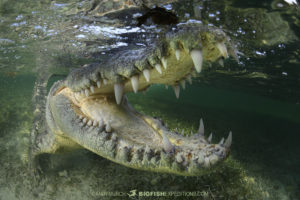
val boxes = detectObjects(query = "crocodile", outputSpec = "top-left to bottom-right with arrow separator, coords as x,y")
30,20 -> 237,176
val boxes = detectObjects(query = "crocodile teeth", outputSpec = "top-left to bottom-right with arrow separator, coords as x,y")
143,69 -> 150,82
190,50 -> 203,73
105,122 -> 112,132
93,120 -> 98,127
87,120 -> 92,126
187,74 -> 192,84
208,133 -> 213,143
98,119 -> 104,129
90,85 -> 95,93
85,89 -> 89,97
181,129 -> 184,134
173,85 -> 180,99
161,57 -> 167,69
175,49 -> 180,60
180,80 -> 186,90
81,90 -> 84,96
79,115 -> 83,120
130,75 -> 139,93
82,118 -> 87,124
114,83 -> 124,105
162,131 -> 174,153
103,79 -> 108,85
198,118 -> 204,136
219,137 -> 224,145
217,42 -> 228,58
155,64 -> 162,74
96,80 -> 101,88
218,58 -> 224,67
224,131 -> 232,148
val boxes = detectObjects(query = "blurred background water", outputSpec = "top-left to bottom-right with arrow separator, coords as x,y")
0,0 -> 299,199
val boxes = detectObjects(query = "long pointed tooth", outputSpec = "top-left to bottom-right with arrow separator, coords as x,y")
143,69 -> 150,82
224,131 -> 232,148
187,74 -> 192,84
161,57 -> 167,69
217,42 -> 228,58
96,80 -> 101,88
208,133 -> 213,143
219,137 -> 224,145
81,90 -> 84,96
181,129 -> 185,135
162,131 -> 174,153
82,118 -> 87,124
85,89 -> 89,97
93,120 -> 98,127
198,118 -> 204,136
218,58 -> 224,67
114,83 -> 124,105
87,120 -> 92,126
90,85 -> 95,93
155,64 -> 162,74
103,79 -> 108,85
180,80 -> 186,90
105,122 -> 112,132
190,50 -> 203,73
130,75 -> 139,93
175,49 -> 180,60
172,85 -> 180,99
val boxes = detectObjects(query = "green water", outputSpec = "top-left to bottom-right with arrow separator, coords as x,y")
0,0 -> 300,199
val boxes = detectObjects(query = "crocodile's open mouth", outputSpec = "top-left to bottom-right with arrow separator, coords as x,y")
46,23 -> 235,176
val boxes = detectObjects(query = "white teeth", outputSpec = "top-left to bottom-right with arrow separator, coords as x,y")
105,122 -> 112,132
224,131 -> 232,148
172,85 -> 180,99
85,89 -> 89,97
83,118 -> 87,124
161,57 -> 167,69
103,79 -> 108,85
114,83 -> 124,105
181,129 -> 184,134
96,80 -> 101,88
218,58 -> 224,67
208,133 -> 213,143
190,50 -> 203,73
87,120 -> 92,126
219,137 -> 224,145
93,120 -> 98,126
175,49 -> 180,60
98,119 -> 104,129
198,118 -> 204,136
187,74 -> 192,84
217,42 -> 228,58
130,75 -> 139,93
162,131 -> 174,153
155,64 -> 162,74
90,85 -> 95,93
180,80 -> 186,90
79,115 -> 83,120
81,90 -> 84,96
143,69 -> 150,82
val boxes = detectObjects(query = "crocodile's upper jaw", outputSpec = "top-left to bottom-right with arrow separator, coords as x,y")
46,23 -> 234,176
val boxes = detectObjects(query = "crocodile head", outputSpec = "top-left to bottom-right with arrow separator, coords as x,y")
41,23 -> 235,176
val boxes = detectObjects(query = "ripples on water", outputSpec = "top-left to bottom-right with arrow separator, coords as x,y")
0,0 -> 299,199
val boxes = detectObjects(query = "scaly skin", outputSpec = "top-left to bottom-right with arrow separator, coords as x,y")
31,23 -> 235,176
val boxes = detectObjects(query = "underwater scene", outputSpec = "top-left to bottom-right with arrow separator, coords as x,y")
0,0 -> 299,199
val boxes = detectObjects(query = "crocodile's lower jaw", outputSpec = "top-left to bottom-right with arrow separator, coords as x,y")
44,23 -> 235,176
48,83 -> 231,176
